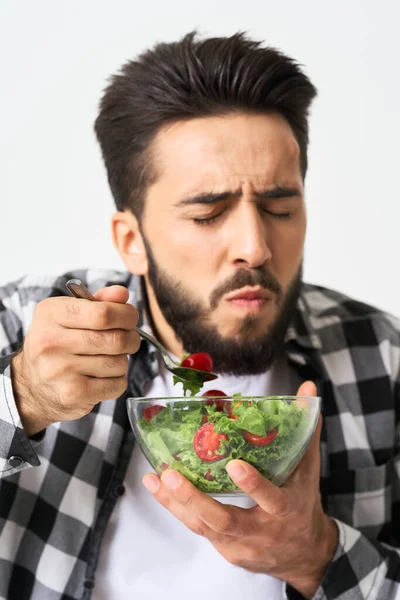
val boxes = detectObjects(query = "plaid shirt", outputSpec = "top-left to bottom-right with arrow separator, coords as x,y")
0,268 -> 399,600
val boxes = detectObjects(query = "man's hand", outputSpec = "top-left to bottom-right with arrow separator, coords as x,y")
11,285 -> 140,436
142,381 -> 338,599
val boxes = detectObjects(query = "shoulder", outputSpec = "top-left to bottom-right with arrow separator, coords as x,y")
0,267 -> 134,311
302,283 -> 400,345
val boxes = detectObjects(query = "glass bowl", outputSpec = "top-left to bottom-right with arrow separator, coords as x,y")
126,395 -> 321,496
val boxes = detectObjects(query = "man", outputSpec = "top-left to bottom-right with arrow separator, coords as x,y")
0,31 -> 399,600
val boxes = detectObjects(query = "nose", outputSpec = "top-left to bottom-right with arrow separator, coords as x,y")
227,201 -> 272,268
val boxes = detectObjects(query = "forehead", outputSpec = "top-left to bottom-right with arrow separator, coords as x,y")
148,113 -> 302,199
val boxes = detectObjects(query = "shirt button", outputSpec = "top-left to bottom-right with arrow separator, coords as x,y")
83,579 -> 95,590
8,456 -> 23,468
114,484 -> 126,497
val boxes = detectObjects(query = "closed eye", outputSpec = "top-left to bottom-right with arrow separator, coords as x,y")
193,208 -> 291,226
192,211 -> 226,226
261,209 -> 291,220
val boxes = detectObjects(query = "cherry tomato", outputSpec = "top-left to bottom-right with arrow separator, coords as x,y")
181,352 -> 214,372
202,389 -> 227,412
143,404 -> 165,422
227,399 -> 252,420
193,423 -> 229,462
244,427 -> 278,446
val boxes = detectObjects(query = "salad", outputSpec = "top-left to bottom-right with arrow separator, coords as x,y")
138,352 -> 311,493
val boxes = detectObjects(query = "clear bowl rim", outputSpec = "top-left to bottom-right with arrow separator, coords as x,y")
127,395 -> 321,402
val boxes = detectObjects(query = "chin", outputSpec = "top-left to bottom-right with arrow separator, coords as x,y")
220,319 -> 272,342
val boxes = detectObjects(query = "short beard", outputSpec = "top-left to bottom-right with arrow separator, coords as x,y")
142,236 -> 303,376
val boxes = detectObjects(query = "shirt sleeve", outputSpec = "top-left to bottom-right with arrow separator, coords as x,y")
0,280 -> 43,478
285,517 -> 400,599
286,327 -> 400,600
286,449 -> 400,598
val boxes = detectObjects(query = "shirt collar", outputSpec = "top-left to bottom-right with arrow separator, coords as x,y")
285,294 -> 322,351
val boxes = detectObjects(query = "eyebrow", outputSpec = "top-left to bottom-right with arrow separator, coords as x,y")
175,186 -> 301,206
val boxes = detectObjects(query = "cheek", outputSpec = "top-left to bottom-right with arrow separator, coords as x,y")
150,219 -> 222,278
269,220 -> 305,286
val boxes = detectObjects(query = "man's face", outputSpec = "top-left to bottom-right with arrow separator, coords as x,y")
140,113 -> 306,374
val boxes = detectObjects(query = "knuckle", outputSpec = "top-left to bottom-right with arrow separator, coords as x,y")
110,330 -> 127,354
38,358 -> 61,382
179,492 -> 195,509
244,476 -> 262,496
65,300 -> 81,321
273,493 -> 289,517
93,304 -> 112,329
34,297 -> 52,318
59,381 -> 80,408
127,331 -> 141,353
35,332 -> 55,355
110,376 -> 128,398
245,545 -> 262,564
193,523 -> 207,537
83,330 -> 105,349
223,549 -> 238,566
127,304 -> 139,328
101,354 -> 127,372
214,511 -> 236,534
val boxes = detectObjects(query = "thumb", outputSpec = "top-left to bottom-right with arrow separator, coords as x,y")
296,380 -> 317,398
93,285 -> 130,304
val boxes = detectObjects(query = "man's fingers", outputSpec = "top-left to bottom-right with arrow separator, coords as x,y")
296,380 -> 317,401
58,374 -> 129,407
142,473 -> 224,541
94,285 -> 130,304
37,295 -> 138,331
73,354 -> 129,377
226,460 -> 289,517
38,327 -> 140,356
156,470 -> 254,538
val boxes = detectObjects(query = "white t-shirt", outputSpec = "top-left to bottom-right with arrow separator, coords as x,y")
93,358 -> 299,600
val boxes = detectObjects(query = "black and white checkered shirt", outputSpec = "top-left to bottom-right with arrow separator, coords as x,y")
0,268 -> 399,600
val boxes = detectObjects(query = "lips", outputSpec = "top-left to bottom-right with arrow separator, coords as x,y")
225,287 -> 271,301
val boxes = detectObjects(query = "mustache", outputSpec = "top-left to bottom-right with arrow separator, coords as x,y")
209,268 -> 282,309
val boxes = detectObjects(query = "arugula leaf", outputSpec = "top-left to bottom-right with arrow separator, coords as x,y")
172,374 -> 204,397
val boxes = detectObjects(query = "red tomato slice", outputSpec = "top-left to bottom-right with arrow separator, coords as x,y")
193,423 -> 229,462
202,389 -> 227,412
228,399 -> 252,420
143,404 -> 165,422
244,427 -> 278,446
181,352 -> 214,372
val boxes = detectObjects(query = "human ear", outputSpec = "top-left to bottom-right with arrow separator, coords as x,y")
111,210 -> 148,275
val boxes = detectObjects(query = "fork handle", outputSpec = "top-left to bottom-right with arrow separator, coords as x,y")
65,279 -> 96,301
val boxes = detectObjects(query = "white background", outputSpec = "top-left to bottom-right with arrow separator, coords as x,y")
1,1 -> 399,315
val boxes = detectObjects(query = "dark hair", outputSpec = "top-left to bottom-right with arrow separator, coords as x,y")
94,31 -> 317,219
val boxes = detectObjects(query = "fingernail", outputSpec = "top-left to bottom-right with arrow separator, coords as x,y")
226,461 -> 246,481
161,471 -> 181,490
143,476 -> 160,493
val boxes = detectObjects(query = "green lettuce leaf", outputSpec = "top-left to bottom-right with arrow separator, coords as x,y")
140,392 -> 312,493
